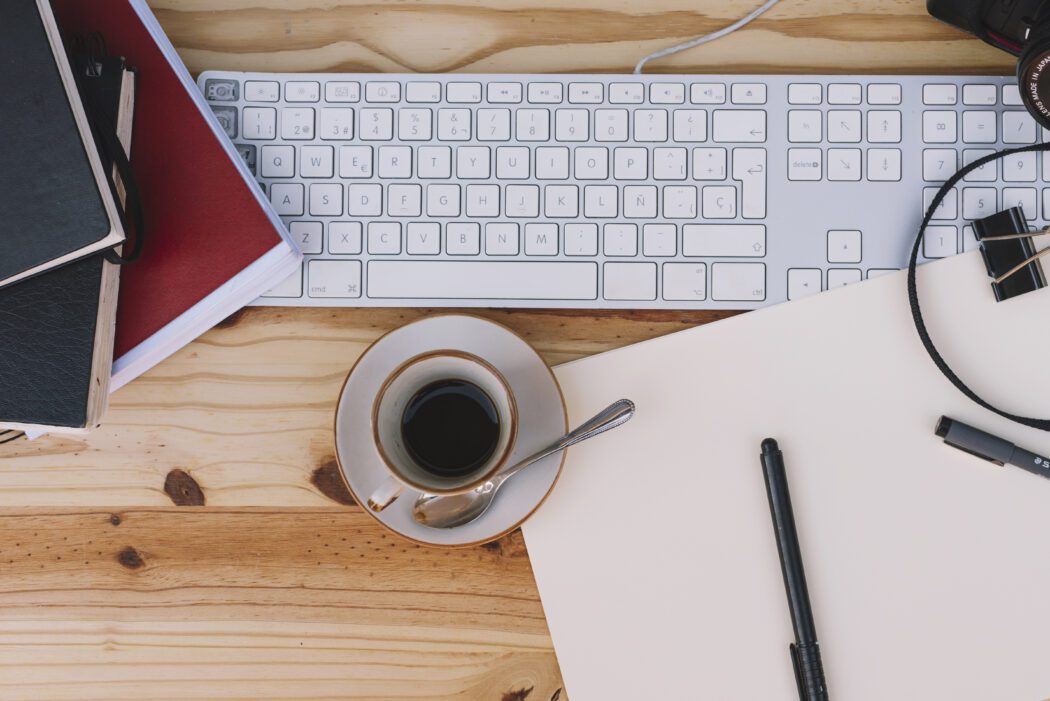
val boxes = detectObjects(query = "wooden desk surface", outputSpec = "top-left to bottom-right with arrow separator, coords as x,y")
0,1 -> 1011,698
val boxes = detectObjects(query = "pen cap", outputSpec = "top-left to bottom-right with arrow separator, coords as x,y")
936,416 -> 1015,465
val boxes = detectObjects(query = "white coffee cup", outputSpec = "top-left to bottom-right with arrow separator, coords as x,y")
366,350 -> 518,512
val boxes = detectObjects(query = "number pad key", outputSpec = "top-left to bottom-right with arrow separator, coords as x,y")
923,149 -> 957,182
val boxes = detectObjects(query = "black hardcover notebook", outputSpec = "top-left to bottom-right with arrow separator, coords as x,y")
0,0 -> 124,290
0,32 -> 134,433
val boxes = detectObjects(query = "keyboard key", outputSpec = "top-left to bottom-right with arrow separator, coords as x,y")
962,187 -> 997,219
438,108 -> 472,140
1003,151 -> 1037,181
604,262 -> 657,300
962,84 -> 996,105
923,225 -> 957,258
692,147 -> 727,180
387,184 -> 422,216
348,183 -> 382,216
377,145 -> 412,178
827,268 -> 862,288
787,148 -> 822,181
406,82 -> 441,103
712,110 -> 766,142
320,108 -> 355,140
923,186 -> 957,219
962,149 -> 996,182
603,223 -> 638,256
595,109 -> 629,142
243,107 -> 276,139
867,110 -> 901,143
672,110 -> 707,142
623,185 -> 658,218
556,109 -> 590,142
338,145 -> 373,178
516,109 -> 550,141
643,224 -> 676,256
397,108 -> 432,141
923,149 -> 957,181
923,84 -> 957,105
787,268 -> 821,300
447,223 -> 481,255
329,221 -> 363,254
662,263 -> 707,301
488,82 -> 522,103
827,110 -> 861,143
291,221 -> 323,254
788,110 -> 822,142
651,83 -> 686,104
867,148 -> 901,181
691,83 -> 726,104
732,148 -> 766,218
653,147 -> 687,180
457,146 -> 491,178
367,261 -> 598,299
280,107 -> 314,139
711,262 -> 765,301
465,184 -> 499,216
307,260 -> 362,298
406,222 -> 441,255
867,83 -> 902,105
1003,111 -> 1038,143
245,80 -> 279,102
426,183 -> 460,216
584,184 -> 618,217
610,82 -> 645,104
683,224 -> 765,256
325,81 -> 360,103
286,81 -> 320,102
260,145 -> 294,177
827,229 -> 861,264
788,83 -> 821,105
731,83 -> 766,104
962,111 -> 996,143
528,83 -> 563,104
260,266 -> 303,298
524,223 -> 558,255
496,146 -> 530,179
701,185 -> 736,218
205,78 -> 238,101
270,183 -> 304,215
506,184 -> 540,217
1002,187 -> 1037,217
575,147 -> 609,179
565,223 -> 598,256
662,186 -> 697,218
545,184 -> 579,217
368,222 -> 401,254
486,223 -> 519,255
614,146 -> 647,180
1003,84 -> 1024,105
446,82 -> 483,103
365,81 -> 401,102
359,108 -> 393,140
922,111 -> 957,143
569,82 -> 604,103
537,147 -> 571,179
827,148 -> 861,181
634,109 -> 669,142
828,83 -> 862,105
309,183 -> 342,215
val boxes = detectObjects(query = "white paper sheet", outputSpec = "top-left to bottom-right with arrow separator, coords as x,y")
526,252 -> 1050,700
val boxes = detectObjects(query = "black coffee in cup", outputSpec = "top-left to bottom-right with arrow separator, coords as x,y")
400,379 -> 501,478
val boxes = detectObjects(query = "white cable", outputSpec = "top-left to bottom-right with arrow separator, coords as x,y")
633,0 -> 782,74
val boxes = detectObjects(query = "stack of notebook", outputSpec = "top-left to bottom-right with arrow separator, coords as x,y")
0,0 -> 129,433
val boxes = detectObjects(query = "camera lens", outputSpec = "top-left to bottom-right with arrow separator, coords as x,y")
1018,26 -> 1050,130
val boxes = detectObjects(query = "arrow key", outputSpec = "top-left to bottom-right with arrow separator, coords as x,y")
788,268 -> 822,300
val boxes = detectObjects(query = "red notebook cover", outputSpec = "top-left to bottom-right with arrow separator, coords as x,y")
50,0 -> 299,387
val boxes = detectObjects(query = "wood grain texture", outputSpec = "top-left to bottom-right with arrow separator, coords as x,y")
0,510 -> 560,700
0,1 -> 1019,698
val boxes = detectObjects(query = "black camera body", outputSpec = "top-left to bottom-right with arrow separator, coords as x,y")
929,0 -> 1050,127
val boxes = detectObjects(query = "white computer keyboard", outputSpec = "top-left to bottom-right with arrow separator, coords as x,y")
197,72 -> 1041,309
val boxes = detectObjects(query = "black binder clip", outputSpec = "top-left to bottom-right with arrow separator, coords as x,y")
971,206 -> 1048,302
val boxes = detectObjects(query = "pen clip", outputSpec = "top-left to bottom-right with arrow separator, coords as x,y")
789,643 -> 805,701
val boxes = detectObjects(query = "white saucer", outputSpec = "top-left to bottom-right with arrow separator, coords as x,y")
334,314 -> 567,547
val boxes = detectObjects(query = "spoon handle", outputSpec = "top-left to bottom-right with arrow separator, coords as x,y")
494,399 -> 635,485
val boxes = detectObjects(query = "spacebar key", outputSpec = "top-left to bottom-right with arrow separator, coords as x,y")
367,261 -> 598,300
